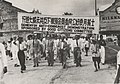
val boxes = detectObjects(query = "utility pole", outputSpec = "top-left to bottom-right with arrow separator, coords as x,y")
95,0 -> 97,16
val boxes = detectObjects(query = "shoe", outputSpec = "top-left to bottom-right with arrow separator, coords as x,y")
29,58 -> 32,60
102,63 -> 105,65
98,66 -> 100,70
79,64 -> 82,67
51,64 -> 54,66
48,63 -> 50,66
94,69 -> 98,72
76,64 -> 79,67
36,64 -> 39,67
16,65 -> 20,67
33,65 -> 36,67
21,70 -> 24,73
14,64 -> 20,67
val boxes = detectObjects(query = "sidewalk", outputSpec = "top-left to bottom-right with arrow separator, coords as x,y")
54,52 -> 117,84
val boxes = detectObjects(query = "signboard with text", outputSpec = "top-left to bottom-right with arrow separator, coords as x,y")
18,12 -> 99,34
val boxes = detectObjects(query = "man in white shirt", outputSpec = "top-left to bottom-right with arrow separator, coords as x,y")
72,36 -> 82,67
11,36 -> 20,67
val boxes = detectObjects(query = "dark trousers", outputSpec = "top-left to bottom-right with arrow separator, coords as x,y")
33,56 -> 38,66
85,47 -> 89,56
18,50 -> 26,70
92,57 -> 100,70
74,47 -> 81,66
114,66 -> 120,84
47,50 -> 54,66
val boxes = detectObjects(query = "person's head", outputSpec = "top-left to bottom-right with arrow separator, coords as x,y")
86,37 -> 88,41
34,34 -> 38,40
92,40 -> 97,44
18,37 -> 23,44
47,34 -> 52,39
27,35 -> 32,40
100,35 -> 103,40
13,36 -> 17,41
10,38 -> 13,42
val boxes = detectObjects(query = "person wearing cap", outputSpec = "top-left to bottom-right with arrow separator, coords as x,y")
46,34 -> 54,66
98,35 -> 106,65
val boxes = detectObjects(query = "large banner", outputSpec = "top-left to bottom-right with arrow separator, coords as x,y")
18,12 -> 99,34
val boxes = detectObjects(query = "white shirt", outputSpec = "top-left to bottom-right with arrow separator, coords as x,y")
117,50 -> 120,65
11,40 -> 19,52
7,42 -> 11,50
0,43 -> 7,67
71,40 -> 78,51
85,40 -> 89,48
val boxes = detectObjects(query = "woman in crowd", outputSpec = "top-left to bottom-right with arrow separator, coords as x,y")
98,35 -> 106,65
91,40 -> 101,72
85,37 -> 90,56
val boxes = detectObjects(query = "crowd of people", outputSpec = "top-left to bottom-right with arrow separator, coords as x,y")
1,34 -> 106,72
0,33 -> 107,83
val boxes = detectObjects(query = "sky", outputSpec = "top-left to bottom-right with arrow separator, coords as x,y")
6,0 -> 115,16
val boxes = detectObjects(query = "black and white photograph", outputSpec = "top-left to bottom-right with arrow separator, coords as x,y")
0,0 -> 119,84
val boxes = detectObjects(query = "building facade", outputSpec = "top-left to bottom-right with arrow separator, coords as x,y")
100,0 -> 120,35
0,0 -> 33,41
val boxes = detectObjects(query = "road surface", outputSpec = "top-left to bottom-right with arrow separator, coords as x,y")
2,45 -> 118,84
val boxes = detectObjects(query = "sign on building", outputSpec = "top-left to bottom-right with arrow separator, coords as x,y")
18,12 -> 99,34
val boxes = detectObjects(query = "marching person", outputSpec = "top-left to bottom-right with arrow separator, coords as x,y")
53,35 -> 59,61
17,37 -> 27,73
57,35 -> 62,63
0,42 -> 7,83
27,35 -> 33,60
71,35 -> 82,67
6,39 -> 12,60
60,35 -> 68,69
33,34 -> 41,67
91,40 -> 101,72
11,36 -> 20,67
98,35 -> 106,65
85,37 -> 90,56
42,36 -> 47,59
65,37 -> 71,58
46,34 -> 54,66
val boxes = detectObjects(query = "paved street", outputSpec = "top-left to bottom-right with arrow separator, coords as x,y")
2,45 -> 118,84
3,58 -> 63,84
